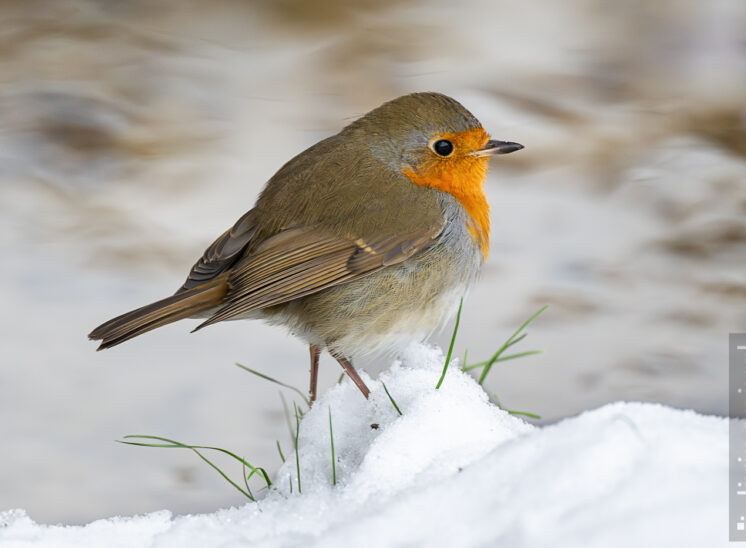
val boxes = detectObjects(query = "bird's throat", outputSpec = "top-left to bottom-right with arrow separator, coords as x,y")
403,158 -> 490,259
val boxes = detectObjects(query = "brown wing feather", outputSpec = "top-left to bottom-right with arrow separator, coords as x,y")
193,219 -> 445,330
89,274 -> 229,349
177,209 -> 258,293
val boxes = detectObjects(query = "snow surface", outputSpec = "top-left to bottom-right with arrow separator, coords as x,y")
0,345 -> 728,547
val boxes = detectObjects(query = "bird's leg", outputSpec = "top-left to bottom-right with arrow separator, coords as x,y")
309,344 -> 321,404
331,352 -> 370,399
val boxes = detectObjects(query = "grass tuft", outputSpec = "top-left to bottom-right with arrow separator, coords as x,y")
117,435 -> 271,501
119,306 -> 547,501
477,305 -> 547,385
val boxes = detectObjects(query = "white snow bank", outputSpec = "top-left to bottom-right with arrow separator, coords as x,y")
0,345 -> 728,547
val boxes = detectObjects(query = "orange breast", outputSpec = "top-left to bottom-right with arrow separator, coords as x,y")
402,127 -> 491,258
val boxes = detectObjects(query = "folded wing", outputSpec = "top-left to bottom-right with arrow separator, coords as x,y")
194,219 -> 445,329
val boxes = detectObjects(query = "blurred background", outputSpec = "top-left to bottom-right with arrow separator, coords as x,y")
1,0 -> 744,525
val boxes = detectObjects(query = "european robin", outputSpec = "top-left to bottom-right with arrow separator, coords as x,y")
89,92 -> 523,401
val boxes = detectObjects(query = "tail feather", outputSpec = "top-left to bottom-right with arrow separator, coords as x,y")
89,277 -> 228,350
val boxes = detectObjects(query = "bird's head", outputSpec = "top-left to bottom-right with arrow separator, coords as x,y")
343,92 -> 523,255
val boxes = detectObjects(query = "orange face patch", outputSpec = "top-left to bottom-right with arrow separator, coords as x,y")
402,127 -> 491,257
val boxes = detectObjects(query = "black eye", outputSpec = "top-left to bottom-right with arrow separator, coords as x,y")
432,139 -> 454,157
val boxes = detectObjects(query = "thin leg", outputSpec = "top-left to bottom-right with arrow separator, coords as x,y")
331,353 -> 370,399
309,344 -> 321,404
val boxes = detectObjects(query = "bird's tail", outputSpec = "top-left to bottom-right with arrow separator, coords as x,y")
88,277 -> 228,350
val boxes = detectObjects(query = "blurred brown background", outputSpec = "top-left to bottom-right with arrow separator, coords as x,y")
1,0 -> 744,524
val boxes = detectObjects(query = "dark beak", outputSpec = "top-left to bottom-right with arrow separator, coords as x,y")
471,140 -> 524,158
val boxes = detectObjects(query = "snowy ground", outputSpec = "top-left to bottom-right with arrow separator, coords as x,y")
0,345 -> 727,547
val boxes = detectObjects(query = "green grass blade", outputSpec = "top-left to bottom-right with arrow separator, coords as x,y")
328,406 -> 336,486
236,363 -> 310,407
241,460 -> 255,500
436,297 -> 463,389
120,435 -> 270,483
508,409 -> 542,419
120,435 -> 272,489
464,350 -> 543,371
381,381 -> 403,415
478,305 -> 547,385
506,332 -> 528,347
276,440 -> 286,463
118,435 -> 259,500
279,391 -> 294,442
293,402 -> 302,494
491,394 -> 541,420
246,467 -> 267,486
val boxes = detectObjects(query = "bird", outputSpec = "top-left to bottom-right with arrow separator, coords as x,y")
89,92 -> 523,402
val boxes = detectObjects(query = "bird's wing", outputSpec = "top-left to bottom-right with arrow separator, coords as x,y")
177,209 -> 259,293
193,218 -> 446,330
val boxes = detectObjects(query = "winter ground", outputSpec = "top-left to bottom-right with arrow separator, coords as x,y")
0,345 -> 727,547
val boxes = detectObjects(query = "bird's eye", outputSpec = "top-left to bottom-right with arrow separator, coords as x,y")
432,139 -> 454,157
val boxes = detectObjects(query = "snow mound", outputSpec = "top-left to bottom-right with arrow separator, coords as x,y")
0,344 -> 727,547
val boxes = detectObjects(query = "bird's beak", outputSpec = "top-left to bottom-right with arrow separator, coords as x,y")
471,140 -> 524,158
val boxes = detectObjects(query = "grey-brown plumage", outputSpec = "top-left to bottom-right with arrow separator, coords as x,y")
89,92 -> 523,400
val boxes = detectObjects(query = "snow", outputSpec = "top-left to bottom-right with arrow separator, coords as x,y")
0,344 -> 727,547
